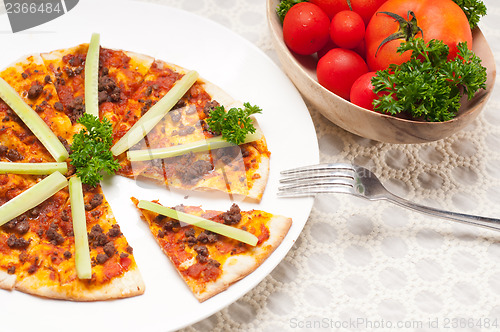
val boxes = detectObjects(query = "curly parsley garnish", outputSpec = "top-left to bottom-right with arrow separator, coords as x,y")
372,38 -> 487,122
452,0 -> 487,30
70,114 -> 120,187
206,102 -> 262,145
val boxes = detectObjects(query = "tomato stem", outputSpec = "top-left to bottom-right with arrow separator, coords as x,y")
345,0 -> 352,11
375,10 -> 424,57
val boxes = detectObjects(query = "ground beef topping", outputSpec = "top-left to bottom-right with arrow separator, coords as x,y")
88,224 -> 109,248
220,203 -> 242,225
53,101 -> 64,112
46,223 -> 65,245
203,100 -> 219,118
107,224 -> 122,238
67,96 -> 84,123
2,215 -> 30,234
98,74 -> 121,104
85,193 -> 103,211
194,245 -> 209,263
177,159 -> 213,184
7,234 -> 30,249
197,230 -> 219,244
1,147 -> 24,161
27,82 -> 44,100
103,241 -> 115,257
178,125 -> 195,136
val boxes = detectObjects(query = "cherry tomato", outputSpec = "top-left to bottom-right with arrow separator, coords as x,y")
308,0 -> 388,24
283,2 -> 330,55
317,48 -> 368,100
330,10 -> 365,49
350,71 -> 378,110
317,39 -> 337,59
353,38 -> 366,58
365,0 -> 473,71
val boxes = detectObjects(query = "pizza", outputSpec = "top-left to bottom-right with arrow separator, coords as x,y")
0,182 -> 144,301
0,38 -> 274,301
131,197 -> 292,302
0,53 -> 144,301
41,44 -> 270,202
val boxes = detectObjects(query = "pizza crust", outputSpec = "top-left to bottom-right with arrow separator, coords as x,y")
13,265 -> 145,302
0,270 -> 16,290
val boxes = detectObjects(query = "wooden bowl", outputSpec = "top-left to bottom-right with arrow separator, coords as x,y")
266,0 -> 496,144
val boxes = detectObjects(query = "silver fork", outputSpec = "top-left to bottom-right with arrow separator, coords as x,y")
279,163 -> 500,232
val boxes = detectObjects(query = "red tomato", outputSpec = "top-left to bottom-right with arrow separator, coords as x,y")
317,48 -> 369,100
330,10 -> 365,49
309,0 -> 388,24
353,38 -> 366,58
283,3 -> 330,55
365,0 -> 473,71
350,71 -> 378,110
317,39 -> 337,59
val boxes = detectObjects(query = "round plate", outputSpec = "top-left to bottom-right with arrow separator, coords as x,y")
0,1 -> 319,331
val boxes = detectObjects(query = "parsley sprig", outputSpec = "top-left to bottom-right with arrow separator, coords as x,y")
206,102 -> 262,145
452,0 -> 487,30
372,38 -> 487,122
70,114 -> 120,187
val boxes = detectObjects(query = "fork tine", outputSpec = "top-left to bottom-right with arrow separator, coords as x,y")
279,178 -> 353,191
279,163 -> 358,197
280,163 -> 355,175
277,183 -> 355,197
279,169 -> 355,184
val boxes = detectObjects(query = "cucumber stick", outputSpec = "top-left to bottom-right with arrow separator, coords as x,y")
0,162 -> 67,175
85,33 -> 100,117
0,78 -> 69,162
69,176 -> 92,279
137,200 -> 258,246
111,70 -> 199,156
126,131 -> 262,162
0,171 -> 68,227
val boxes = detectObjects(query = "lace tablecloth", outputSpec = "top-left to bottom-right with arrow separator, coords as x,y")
137,1 -> 500,330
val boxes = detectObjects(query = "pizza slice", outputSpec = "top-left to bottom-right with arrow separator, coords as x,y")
131,197 -> 291,302
40,44 -> 154,136
0,181 -> 144,301
0,54 -> 75,163
40,44 -> 88,125
115,59 -> 270,202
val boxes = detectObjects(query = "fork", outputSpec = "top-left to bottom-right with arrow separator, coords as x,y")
278,163 -> 500,232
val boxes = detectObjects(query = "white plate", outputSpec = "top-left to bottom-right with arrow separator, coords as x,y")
0,1 -> 319,331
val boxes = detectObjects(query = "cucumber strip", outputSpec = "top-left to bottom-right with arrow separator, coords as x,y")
0,77 -> 69,162
111,70 -> 199,156
0,162 -> 68,175
0,171 -> 68,227
85,33 -> 100,117
137,200 -> 258,246
126,130 -> 262,162
69,176 -> 92,279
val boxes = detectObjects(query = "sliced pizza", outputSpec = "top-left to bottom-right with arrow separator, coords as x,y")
131,197 -> 291,302
0,51 -> 145,301
40,43 -> 270,201
0,182 -> 144,301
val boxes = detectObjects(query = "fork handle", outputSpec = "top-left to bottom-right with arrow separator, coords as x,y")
386,193 -> 500,231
